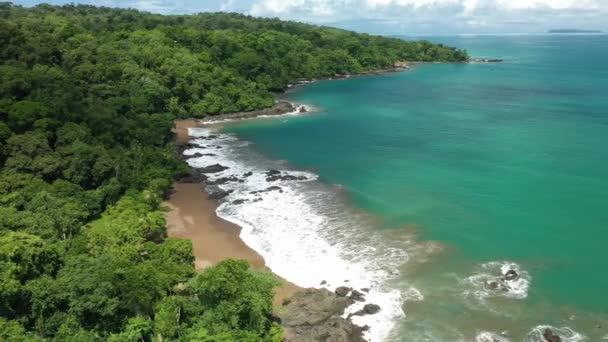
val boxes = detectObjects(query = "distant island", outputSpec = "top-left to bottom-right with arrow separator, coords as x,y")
548,29 -> 602,33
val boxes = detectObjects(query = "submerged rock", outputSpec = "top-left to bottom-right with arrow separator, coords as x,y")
278,288 -> 365,342
543,328 -> 562,342
232,199 -> 247,205
243,171 -> 253,178
485,281 -> 500,290
250,186 -> 283,194
198,163 -> 229,173
503,269 -> 519,281
207,176 -> 241,185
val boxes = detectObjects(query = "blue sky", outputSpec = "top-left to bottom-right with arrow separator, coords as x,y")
12,0 -> 608,34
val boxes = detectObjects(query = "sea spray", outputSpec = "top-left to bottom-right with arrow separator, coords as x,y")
185,126 -> 410,341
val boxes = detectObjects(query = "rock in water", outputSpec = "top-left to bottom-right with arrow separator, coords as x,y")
198,163 -> 229,173
278,288 -> 366,342
543,328 -> 562,342
503,269 -> 519,281
353,304 -> 381,316
485,280 -> 500,290
208,189 -> 233,200
335,286 -> 352,297
349,290 -> 366,302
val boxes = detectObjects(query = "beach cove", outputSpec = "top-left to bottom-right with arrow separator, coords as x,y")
166,34 -> 608,341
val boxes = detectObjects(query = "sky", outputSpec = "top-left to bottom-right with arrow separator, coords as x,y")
12,0 -> 608,34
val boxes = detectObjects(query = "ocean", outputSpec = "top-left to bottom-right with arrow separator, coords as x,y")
185,34 -> 608,341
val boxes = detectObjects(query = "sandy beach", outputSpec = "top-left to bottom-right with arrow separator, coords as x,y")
165,119 -> 299,305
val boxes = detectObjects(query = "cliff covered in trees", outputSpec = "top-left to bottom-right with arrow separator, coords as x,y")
0,3 -> 466,341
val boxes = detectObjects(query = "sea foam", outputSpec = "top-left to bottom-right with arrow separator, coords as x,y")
185,126 -> 410,341
525,325 -> 585,342
465,261 -> 531,302
476,331 -> 510,342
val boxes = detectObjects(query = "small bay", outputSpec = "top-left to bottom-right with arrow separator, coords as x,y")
223,34 -> 608,340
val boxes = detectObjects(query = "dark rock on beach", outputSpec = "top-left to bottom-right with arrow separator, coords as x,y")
208,189 -> 233,200
198,164 -> 229,173
278,288 -> 365,342
232,199 -> 247,205
543,328 -> 562,342
177,171 -> 207,184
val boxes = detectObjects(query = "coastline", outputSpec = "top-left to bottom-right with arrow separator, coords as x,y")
165,119 -> 301,305
167,118 -> 382,342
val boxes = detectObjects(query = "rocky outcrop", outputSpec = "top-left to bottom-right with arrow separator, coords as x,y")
201,101 -> 296,123
278,288 -> 366,342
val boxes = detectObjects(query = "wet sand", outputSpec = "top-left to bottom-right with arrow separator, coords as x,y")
166,119 -> 300,305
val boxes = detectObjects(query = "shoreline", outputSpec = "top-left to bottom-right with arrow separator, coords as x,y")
167,119 -> 381,342
165,119 -> 301,305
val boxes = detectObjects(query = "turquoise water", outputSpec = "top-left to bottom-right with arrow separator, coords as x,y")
224,35 -> 608,340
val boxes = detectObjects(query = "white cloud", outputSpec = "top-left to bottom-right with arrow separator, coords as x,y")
13,0 -> 608,33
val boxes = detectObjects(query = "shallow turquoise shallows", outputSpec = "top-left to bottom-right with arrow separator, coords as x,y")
224,35 -> 608,340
